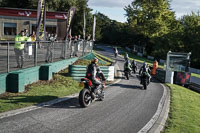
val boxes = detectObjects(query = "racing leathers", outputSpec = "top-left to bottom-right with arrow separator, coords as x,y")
124,60 -> 132,74
86,62 -> 104,94
139,64 -> 151,84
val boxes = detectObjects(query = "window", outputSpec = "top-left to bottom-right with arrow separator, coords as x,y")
31,25 -> 56,34
4,23 -> 17,36
46,25 -> 56,34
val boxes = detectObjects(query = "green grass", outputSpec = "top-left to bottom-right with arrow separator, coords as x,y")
72,59 -> 110,66
93,46 -> 105,51
93,51 -> 114,64
0,69 -> 81,113
191,73 -> 200,78
164,84 -> 200,133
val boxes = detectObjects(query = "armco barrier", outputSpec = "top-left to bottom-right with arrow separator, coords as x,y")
155,69 -> 166,83
0,57 -> 78,94
40,58 -> 78,80
69,65 -> 114,81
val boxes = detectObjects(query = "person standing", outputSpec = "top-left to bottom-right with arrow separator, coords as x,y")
152,60 -> 158,75
45,34 -> 54,62
14,30 -> 28,68
73,35 -> 78,57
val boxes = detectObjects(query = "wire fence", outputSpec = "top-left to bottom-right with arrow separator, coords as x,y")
0,40 -> 93,74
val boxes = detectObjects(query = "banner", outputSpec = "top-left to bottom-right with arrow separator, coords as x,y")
174,72 -> 191,86
65,7 -> 76,39
92,16 -> 96,41
36,0 -> 46,41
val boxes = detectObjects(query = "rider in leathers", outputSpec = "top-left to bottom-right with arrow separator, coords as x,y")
86,58 -> 104,95
124,59 -> 132,75
139,62 -> 151,84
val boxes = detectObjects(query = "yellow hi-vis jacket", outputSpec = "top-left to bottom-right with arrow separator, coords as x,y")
14,35 -> 28,50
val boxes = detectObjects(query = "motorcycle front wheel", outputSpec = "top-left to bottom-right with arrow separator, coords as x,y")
79,89 -> 92,108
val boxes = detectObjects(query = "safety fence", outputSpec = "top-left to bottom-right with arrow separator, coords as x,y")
0,40 -> 93,74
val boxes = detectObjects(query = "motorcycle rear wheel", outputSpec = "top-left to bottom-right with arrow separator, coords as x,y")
143,82 -> 147,90
79,89 -> 92,108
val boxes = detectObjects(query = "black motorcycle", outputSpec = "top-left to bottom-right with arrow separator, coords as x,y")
79,72 -> 105,108
114,52 -> 118,58
124,69 -> 130,80
131,65 -> 137,74
140,72 -> 149,90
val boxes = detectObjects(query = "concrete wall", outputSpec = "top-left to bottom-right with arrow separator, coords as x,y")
0,57 -> 78,94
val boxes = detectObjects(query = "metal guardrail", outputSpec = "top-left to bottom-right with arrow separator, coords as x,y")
0,40 -> 93,74
189,82 -> 200,93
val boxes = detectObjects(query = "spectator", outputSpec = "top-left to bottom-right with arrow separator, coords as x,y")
24,29 -> 29,37
73,35 -> 78,57
14,30 -> 28,68
45,34 -> 54,62
78,35 -> 82,41
87,34 -> 91,41
152,60 -> 158,75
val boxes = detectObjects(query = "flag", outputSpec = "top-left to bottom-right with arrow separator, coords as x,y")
83,10 -> 86,40
65,7 -> 76,39
36,0 -> 46,41
92,16 -> 96,41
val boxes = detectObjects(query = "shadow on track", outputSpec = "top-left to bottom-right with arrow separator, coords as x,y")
111,83 -> 143,90
43,97 -> 82,109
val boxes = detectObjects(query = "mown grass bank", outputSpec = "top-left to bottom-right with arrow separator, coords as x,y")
164,84 -> 200,133
0,69 -> 81,113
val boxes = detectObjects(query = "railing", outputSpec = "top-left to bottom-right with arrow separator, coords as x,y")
0,40 -> 93,74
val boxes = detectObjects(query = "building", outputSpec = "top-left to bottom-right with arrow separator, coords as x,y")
0,7 -> 68,40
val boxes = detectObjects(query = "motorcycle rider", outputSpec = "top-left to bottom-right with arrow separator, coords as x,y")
86,58 -> 105,97
113,47 -> 118,58
124,59 -> 132,76
131,59 -> 137,73
139,62 -> 151,84
124,52 -> 129,61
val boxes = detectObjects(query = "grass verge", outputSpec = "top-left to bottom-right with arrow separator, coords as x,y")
93,46 -> 105,51
0,69 -> 81,113
191,73 -> 200,78
164,84 -> 200,133
93,50 -> 114,64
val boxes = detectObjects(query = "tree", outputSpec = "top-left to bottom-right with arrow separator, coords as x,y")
180,12 -> 200,68
124,0 -> 177,55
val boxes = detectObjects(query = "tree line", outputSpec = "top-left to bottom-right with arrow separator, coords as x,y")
0,0 -> 199,69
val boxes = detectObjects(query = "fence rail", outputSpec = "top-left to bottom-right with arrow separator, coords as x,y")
0,40 -> 93,74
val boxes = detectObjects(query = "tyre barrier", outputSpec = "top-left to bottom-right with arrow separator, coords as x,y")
69,65 -> 114,81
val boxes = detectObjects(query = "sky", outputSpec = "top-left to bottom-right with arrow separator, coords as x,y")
88,0 -> 200,22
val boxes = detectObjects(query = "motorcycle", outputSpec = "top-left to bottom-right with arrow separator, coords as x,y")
131,65 -> 137,74
140,72 -> 149,90
124,69 -> 130,80
79,71 -> 105,108
114,52 -> 118,58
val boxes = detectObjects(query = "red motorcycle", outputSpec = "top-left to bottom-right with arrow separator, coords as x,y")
79,71 -> 105,108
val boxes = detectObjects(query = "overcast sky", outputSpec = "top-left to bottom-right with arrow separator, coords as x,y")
88,0 -> 200,22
